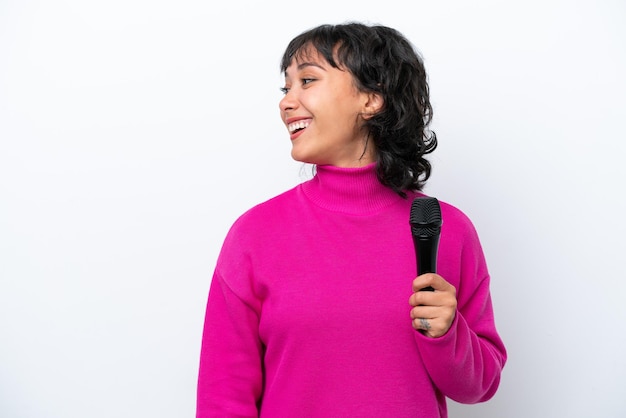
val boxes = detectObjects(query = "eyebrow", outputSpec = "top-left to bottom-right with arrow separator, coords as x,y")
296,61 -> 326,71
284,60 -> 327,78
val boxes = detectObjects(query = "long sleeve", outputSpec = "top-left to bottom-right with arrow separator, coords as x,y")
414,207 -> 507,403
196,164 -> 506,417
196,270 -> 264,417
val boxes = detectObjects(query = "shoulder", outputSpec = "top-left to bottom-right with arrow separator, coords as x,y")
439,200 -> 476,234
410,192 -> 476,229
235,185 -> 302,227
436,199 -> 486,260
410,192 -> 480,244
220,184 -> 304,247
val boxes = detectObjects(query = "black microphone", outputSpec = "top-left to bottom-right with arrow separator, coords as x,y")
409,196 -> 442,291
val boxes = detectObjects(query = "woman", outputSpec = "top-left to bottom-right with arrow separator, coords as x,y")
197,22 -> 506,417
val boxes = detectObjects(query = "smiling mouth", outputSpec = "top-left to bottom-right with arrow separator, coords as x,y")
288,120 -> 310,133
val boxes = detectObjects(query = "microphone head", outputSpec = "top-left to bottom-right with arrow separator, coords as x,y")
410,197 -> 442,238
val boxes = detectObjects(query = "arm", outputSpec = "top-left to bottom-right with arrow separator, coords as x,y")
410,273 -> 506,403
196,271 -> 263,417
408,215 -> 507,404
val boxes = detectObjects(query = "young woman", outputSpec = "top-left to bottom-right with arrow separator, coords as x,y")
196,22 -> 507,417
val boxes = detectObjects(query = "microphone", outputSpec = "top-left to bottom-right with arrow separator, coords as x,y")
409,196 -> 442,291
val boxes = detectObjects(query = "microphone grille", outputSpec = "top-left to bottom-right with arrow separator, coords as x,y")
410,197 -> 442,237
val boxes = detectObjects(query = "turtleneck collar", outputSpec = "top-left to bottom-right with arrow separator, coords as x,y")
300,163 -> 406,215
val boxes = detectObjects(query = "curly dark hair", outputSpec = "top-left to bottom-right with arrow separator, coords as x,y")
280,22 -> 437,197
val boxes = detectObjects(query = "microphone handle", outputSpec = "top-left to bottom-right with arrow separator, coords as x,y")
414,235 -> 439,291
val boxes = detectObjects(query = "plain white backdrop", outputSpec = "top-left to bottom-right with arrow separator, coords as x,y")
1,1 -> 625,417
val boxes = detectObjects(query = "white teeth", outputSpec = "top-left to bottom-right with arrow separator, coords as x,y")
288,120 -> 310,133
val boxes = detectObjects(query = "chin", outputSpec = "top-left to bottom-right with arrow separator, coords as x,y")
291,150 -> 316,165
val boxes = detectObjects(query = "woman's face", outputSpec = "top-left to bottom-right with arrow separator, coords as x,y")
279,48 -> 380,167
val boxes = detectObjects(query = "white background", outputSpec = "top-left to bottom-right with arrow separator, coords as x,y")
1,1 -> 625,417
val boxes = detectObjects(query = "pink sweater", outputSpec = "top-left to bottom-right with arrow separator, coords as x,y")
197,164 -> 506,417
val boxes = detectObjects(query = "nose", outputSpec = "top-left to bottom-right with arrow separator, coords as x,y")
279,90 -> 297,113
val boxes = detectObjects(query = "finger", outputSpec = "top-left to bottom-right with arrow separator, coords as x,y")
413,317 -> 432,332
412,273 -> 441,292
410,309 -> 445,334
412,317 -> 447,337
408,289 -> 438,307
410,304 -> 456,337
409,305 -> 437,320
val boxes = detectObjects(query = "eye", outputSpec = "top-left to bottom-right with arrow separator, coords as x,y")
279,78 -> 315,95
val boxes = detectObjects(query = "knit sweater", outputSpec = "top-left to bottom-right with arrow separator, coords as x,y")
196,163 -> 506,418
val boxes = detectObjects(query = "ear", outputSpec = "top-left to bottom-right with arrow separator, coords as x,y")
361,92 -> 384,120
